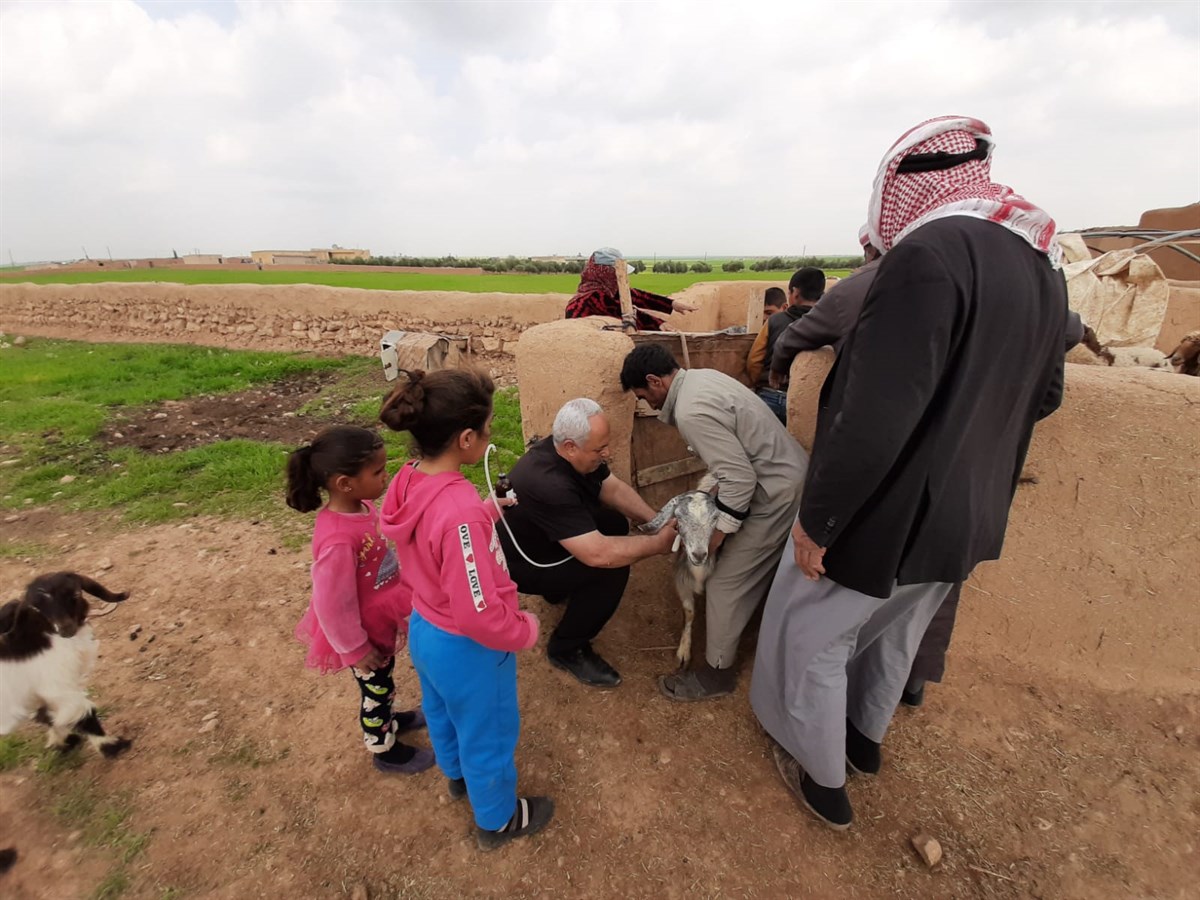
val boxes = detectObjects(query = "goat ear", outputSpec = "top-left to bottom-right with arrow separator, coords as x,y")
639,498 -> 677,534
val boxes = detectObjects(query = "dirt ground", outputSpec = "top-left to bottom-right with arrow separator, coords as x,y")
3,358 -> 1197,900
1,502 -> 1196,900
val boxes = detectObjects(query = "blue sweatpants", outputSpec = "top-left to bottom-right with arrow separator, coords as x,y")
408,611 -> 520,830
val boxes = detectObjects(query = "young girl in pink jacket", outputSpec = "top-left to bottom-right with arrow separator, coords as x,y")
287,425 -> 434,775
379,369 -> 554,851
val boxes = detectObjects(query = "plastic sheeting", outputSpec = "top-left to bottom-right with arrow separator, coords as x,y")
1061,235 -> 1170,348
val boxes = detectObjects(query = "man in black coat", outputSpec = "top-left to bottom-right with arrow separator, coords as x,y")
751,116 -> 1068,831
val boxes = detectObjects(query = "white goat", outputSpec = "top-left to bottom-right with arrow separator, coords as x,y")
639,475 -> 719,667
0,572 -> 131,758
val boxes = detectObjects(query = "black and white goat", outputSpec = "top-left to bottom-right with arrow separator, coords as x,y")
639,475 -> 719,668
0,572 -> 132,758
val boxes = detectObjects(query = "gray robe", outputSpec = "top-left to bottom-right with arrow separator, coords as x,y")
660,369 -> 808,668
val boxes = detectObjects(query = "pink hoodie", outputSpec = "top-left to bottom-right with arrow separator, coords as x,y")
380,463 -> 538,653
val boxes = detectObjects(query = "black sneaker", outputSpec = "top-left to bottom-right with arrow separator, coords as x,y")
476,796 -> 555,851
548,645 -> 621,688
900,683 -> 926,708
771,741 -> 852,830
845,720 -> 881,776
373,745 -> 435,775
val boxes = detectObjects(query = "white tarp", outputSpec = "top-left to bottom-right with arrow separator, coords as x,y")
379,330 -> 467,381
1061,235 -> 1170,348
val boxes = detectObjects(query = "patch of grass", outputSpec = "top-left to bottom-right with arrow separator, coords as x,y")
0,539 -> 49,558
93,870 -> 130,900
0,338 -> 348,443
52,781 -> 151,897
0,730 -> 94,774
35,745 -> 87,774
7,266 -> 854,295
0,733 -> 40,771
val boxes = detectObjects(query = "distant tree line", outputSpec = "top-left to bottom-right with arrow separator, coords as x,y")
342,254 -> 864,274
746,255 -> 865,271
343,255 -> 589,273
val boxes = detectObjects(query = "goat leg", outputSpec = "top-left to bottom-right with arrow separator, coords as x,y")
42,694 -> 95,752
675,562 -> 697,668
677,596 -> 694,669
73,709 -> 132,758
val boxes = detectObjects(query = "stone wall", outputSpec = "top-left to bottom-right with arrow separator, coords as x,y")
0,279 -> 776,364
0,282 -> 569,368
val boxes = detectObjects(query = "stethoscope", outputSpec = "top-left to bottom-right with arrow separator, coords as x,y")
484,443 -> 573,569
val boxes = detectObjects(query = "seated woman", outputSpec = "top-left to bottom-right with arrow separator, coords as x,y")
564,247 -> 695,331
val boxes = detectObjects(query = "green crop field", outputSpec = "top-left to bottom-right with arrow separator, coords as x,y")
0,339 -> 524,525
6,267 -> 853,295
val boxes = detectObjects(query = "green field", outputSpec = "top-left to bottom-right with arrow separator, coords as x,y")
0,339 -> 524,525
5,267 -> 852,295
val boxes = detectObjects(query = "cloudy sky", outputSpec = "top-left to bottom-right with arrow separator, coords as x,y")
1,0 -> 1197,263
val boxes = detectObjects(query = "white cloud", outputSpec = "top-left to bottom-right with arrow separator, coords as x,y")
0,0 -> 1196,262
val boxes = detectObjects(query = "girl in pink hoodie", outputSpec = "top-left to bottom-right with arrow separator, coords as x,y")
287,425 -> 434,776
379,369 -> 554,851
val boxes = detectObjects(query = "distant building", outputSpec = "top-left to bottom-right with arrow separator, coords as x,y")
250,248 -> 370,266
181,254 -> 223,265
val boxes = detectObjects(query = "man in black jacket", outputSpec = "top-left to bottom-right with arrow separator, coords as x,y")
750,116 -> 1068,830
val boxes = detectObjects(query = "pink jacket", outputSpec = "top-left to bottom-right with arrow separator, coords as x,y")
294,501 -> 412,673
380,464 -> 537,653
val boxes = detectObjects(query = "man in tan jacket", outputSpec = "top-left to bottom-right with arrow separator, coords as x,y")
620,343 -> 809,701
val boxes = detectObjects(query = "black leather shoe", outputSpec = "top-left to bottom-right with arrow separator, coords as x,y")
845,719 -> 881,776
900,683 -> 926,708
548,646 -> 621,688
771,741 -> 852,831
800,774 -> 853,830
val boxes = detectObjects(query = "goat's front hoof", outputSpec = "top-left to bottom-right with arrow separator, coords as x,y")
676,652 -> 690,669
49,733 -> 83,753
100,737 -> 132,759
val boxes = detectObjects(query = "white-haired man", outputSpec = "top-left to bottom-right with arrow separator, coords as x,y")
499,399 -> 677,688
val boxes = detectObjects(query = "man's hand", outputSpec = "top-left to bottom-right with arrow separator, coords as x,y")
651,520 -> 679,554
353,646 -> 385,673
768,370 -> 785,390
791,521 -> 826,581
671,299 -> 698,313
708,530 -> 726,558
488,489 -> 518,509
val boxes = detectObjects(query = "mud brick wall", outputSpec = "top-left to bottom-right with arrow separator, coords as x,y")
785,351 -> 1200,692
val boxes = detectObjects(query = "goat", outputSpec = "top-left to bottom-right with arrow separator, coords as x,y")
0,572 -> 132,758
1166,330 -> 1200,376
639,475 -> 719,668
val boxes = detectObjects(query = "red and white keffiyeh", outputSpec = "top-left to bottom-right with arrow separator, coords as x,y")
866,116 -> 1061,267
